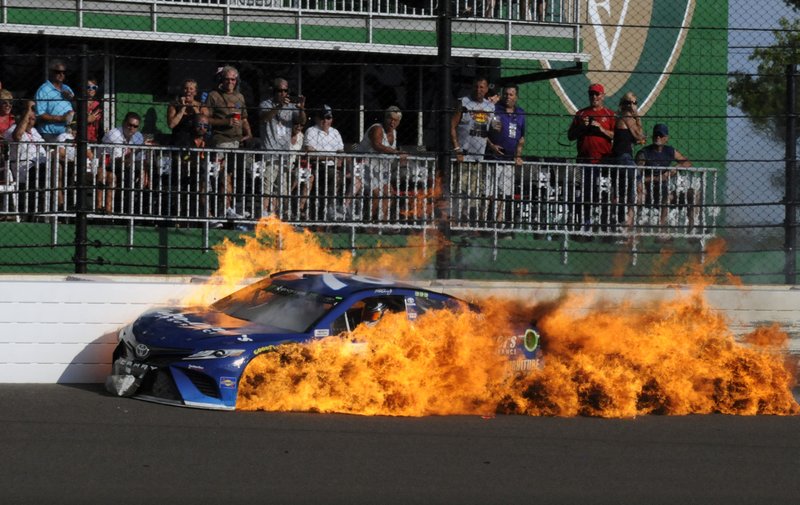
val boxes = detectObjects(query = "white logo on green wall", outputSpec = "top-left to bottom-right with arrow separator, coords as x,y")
544,0 -> 696,114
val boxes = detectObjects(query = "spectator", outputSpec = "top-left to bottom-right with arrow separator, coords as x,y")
0,90 -> 14,137
288,119 -> 312,217
611,91 -> 646,232
304,105 -> 344,219
259,78 -> 306,216
451,76 -> 495,226
636,123 -> 693,239
205,66 -> 252,148
85,78 -> 103,142
485,83 -> 525,228
56,122 -> 98,211
356,106 -> 406,222
172,112 -> 213,217
567,82 -> 616,233
204,65 -> 252,218
3,100 -> 47,213
35,59 -> 75,142
102,111 -> 148,211
167,78 -> 202,146
259,77 -> 307,152
288,119 -> 305,170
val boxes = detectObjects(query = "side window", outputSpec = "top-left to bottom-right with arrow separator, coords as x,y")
331,300 -> 366,335
331,295 -> 406,334
414,296 -> 449,314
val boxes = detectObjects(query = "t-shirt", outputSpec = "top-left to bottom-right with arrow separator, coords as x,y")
636,144 -> 677,167
571,106 -> 615,163
102,127 -> 144,159
205,89 -> 247,146
35,80 -> 75,136
486,103 -> 525,161
304,125 -> 344,153
455,95 -> 495,161
3,124 -> 46,166
35,81 -> 75,135
259,98 -> 301,151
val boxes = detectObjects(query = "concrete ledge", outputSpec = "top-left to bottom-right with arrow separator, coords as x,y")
1,275 -> 798,383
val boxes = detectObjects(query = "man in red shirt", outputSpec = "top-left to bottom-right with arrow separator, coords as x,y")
567,83 -> 616,234
568,83 -> 615,163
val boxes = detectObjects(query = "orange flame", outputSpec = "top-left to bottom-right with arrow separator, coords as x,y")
183,216 -> 440,305
189,216 -> 798,417
238,292 -> 799,417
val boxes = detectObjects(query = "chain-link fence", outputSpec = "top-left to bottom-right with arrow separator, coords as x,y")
0,0 -> 797,283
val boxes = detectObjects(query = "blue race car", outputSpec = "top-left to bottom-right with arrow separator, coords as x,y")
105,270 -> 541,410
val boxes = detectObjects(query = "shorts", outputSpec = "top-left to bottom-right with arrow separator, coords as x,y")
486,163 -> 514,197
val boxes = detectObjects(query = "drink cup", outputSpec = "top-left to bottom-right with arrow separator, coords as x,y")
232,112 -> 241,121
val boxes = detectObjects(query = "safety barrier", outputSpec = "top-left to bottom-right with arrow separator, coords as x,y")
0,275 -> 797,383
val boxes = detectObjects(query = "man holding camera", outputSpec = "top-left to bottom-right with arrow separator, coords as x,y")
258,77 -> 307,216
567,83 -> 615,164
259,77 -> 306,152
567,83 -> 616,234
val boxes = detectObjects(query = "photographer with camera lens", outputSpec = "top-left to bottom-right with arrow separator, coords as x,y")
258,77 -> 306,217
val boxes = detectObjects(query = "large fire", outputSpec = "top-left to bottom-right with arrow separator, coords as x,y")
196,217 -> 800,417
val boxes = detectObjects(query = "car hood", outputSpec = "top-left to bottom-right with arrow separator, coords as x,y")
131,307 -> 299,347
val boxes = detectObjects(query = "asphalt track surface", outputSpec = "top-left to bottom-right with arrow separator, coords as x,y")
1,385 -> 799,505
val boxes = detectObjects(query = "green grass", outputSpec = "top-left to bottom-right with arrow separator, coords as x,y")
1,222 -> 793,283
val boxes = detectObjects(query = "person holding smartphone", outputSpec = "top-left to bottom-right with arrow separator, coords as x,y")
167,78 -> 202,145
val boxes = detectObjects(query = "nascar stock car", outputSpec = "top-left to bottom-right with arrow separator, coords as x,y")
105,270 -> 542,410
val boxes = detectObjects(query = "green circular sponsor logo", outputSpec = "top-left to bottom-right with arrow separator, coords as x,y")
523,328 -> 540,352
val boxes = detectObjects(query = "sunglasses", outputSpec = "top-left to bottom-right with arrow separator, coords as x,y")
125,122 -> 140,129
87,85 -> 99,90
52,69 -> 66,75
195,123 -> 210,129
623,100 -> 637,105
588,91 -> 601,96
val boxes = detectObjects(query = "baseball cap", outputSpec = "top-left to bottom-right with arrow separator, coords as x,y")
653,123 -> 669,137
320,104 -> 333,118
588,83 -> 605,94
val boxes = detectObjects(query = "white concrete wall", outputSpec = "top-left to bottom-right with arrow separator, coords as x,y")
0,275 -> 198,383
1,275 -> 798,383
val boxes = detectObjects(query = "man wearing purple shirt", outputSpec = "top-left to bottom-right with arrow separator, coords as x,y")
485,84 -> 526,228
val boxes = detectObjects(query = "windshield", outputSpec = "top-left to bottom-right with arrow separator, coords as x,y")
212,279 -> 337,333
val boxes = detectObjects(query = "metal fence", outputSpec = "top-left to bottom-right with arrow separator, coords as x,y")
149,0 -> 575,20
0,0 -> 796,283
0,141 -> 717,256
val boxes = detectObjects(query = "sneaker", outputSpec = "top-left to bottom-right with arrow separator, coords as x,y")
225,207 -> 248,220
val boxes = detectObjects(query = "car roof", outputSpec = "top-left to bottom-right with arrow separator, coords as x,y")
269,270 -> 432,298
